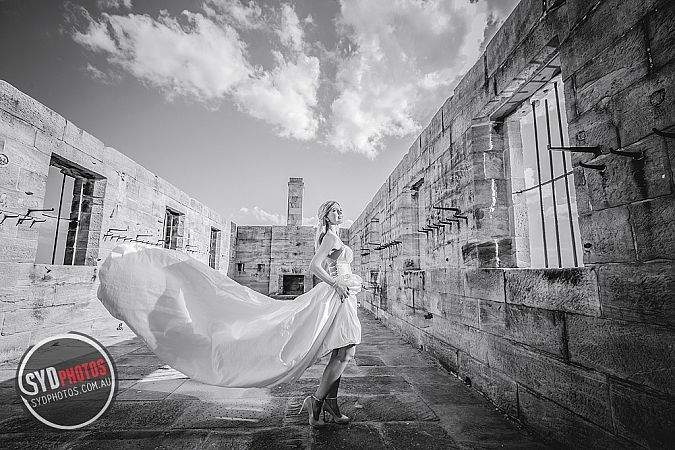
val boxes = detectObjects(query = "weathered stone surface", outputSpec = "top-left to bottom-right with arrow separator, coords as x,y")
611,381 -> 675,449
464,269 -> 505,302
583,135 -> 672,210
574,25 -> 650,114
504,303 -> 567,358
614,58 -> 675,146
0,237 -> 37,262
566,314 -> 675,396
487,335 -> 612,430
458,352 -> 519,417
485,0 -> 544,76
567,100 -> 621,162
381,422 -> 461,450
629,195 -> 675,261
647,0 -> 675,70
561,0 -> 659,74
0,80 -> 66,138
518,387 -> 637,450
578,206 -> 636,263
505,267 -> 600,314
599,261 -> 675,326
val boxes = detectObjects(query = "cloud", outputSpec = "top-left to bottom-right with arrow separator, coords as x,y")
239,206 -> 286,225
97,0 -> 132,10
326,0 -> 517,157
70,2 -> 320,139
69,0 -> 520,157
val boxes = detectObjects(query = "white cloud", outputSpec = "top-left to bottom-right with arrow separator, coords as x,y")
239,206 -> 286,225
327,0 -> 517,157
70,3 -> 320,139
97,0 -> 132,10
303,216 -> 318,226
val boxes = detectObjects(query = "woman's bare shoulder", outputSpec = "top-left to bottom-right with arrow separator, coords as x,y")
322,230 -> 341,248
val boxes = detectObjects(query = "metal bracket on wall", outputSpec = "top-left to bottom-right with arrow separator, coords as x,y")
654,128 -> 675,139
579,161 -> 606,172
548,145 -> 602,158
609,148 -> 644,160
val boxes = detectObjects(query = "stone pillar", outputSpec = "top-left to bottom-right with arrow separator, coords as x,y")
287,178 -> 304,226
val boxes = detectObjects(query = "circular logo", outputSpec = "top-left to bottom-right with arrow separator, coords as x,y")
15,332 -> 118,429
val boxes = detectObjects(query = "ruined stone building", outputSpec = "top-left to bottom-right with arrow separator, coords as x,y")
346,0 -> 675,449
227,178 -> 348,298
1,0 -> 673,448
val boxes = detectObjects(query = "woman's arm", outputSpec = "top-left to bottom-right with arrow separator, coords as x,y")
309,233 -> 348,300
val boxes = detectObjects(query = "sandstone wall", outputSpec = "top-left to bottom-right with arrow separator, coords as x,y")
350,1 -> 675,448
0,80 -> 232,363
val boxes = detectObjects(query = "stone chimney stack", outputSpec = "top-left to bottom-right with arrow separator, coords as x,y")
287,178 -> 304,226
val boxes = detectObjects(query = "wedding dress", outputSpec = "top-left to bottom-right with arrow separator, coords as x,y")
96,242 -> 362,388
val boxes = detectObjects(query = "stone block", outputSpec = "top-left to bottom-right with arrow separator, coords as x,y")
472,151 -> 505,181
629,196 -> 675,261
0,284 -> 55,312
574,25 -> 650,114
614,58 -> 675,146
472,206 -> 511,238
583,136 -> 671,211
487,335 -> 612,429
485,0 -> 544,76
452,56 -> 487,119
566,314 -> 675,396
477,299 -> 505,335
518,387 -> 638,450
610,381 -> 675,449
599,261 -> 675,327
429,315 -> 471,355
565,0 -> 601,29
440,293 -> 478,328
505,267 -> 600,314
63,120 -> 104,161
464,269 -> 505,302
0,330 -> 31,363
0,80 -> 66,138
0,237 -> 37,262
578,206 -> 636,263
458,353 -> 518,417
567,100 -> 620,161
647,1 -> 675,70
17,168 -> 46,198
0,162 -> 19,190
561,0 -> 658,74
2,138 -> 50,175
0,109 -> 36,147
505,303 -> 567,358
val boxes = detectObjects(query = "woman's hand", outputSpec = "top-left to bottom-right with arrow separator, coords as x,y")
332,280 -> 349,302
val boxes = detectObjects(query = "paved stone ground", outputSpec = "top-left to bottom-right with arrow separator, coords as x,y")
0,310 -> 552,449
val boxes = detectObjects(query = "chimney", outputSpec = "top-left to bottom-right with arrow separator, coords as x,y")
287,178 -> 304,226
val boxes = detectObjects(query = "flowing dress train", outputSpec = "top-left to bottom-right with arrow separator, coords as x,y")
96,243 -> 362,388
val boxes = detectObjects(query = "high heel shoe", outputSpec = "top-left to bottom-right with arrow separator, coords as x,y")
322,397 -> 350,424
299,395 -> 325,428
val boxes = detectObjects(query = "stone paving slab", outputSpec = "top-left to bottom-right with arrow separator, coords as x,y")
0,309 -> 552,449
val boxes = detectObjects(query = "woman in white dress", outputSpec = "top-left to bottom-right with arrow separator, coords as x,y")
97,200 -> 362,428
299,200 -> 360,427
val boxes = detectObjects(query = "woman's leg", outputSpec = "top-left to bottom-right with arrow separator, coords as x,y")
315,345 -> 355,400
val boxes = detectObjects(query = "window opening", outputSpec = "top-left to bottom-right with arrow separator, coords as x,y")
36,156 -> 105,265
163,208 -> 184,250
236,262 -> 245,272
282,274 -> 304,295
209,227 -> 220,269
513,75 -> 582,267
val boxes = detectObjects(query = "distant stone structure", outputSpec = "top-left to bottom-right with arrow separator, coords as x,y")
0,80 -> 232,362
228,177 -> 349,298
349,1 -> 675,449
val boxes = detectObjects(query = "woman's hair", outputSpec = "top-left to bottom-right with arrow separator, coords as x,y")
315,200 -> 340,249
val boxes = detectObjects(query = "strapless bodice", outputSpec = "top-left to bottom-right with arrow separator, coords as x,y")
327,244 -> 353,276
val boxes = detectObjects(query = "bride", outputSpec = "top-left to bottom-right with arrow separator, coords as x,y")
97,200 -> 362,427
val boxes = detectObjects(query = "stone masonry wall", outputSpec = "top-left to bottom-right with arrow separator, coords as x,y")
0,80 -> 232,363
350,1 -> 675,449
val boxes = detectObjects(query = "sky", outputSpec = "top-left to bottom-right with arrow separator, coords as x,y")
0,0 -> 521,227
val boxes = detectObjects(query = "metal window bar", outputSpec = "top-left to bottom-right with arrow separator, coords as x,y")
517,78 -> 581,268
